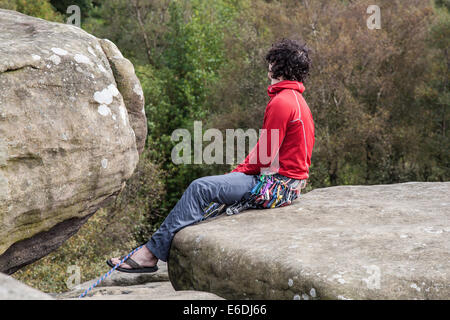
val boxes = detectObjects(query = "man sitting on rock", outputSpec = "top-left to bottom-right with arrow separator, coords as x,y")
108,38 -> 315,273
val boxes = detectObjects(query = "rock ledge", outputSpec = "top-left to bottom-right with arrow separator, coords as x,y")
169,182 -> 450,300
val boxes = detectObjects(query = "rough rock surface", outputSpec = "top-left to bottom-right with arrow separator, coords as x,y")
59,282 -> 224,300
169,182 -> 450,300
99,39 -> 147,154
57,262 -> 223,300
0,272 -> 53,299
0,9 -> 146,274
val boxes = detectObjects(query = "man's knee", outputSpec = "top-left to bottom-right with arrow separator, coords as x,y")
188,176 -> 217,199
188,177 -> 209,192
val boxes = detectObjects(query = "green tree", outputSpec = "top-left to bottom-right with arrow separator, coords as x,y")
414,5 -> 450,180
1,0 -> 63,22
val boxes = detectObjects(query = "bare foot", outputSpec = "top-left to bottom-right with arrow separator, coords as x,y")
110,246 -> 158,269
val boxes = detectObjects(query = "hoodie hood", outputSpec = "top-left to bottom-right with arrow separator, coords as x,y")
267,80 -> 305,98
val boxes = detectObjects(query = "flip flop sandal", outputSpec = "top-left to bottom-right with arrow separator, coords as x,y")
106,255 -> 158,273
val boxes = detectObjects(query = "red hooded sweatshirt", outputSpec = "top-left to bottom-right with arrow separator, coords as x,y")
230,80 -> 315,180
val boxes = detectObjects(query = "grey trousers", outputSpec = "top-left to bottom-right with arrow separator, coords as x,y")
145,172 -> 258,262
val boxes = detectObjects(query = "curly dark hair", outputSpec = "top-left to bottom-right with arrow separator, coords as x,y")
265,38 -> 311,82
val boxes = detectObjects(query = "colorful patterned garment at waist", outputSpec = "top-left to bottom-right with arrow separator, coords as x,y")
201,173 -> 307,219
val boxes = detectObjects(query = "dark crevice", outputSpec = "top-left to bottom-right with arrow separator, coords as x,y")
1,64 -> 39,74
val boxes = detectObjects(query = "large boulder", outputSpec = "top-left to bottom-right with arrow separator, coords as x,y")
169,182 -> 450,300
0,9 -> 147,274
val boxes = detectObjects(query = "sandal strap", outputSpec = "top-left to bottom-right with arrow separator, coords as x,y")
124,257 -> 141,269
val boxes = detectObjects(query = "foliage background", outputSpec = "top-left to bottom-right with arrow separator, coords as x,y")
1,0 -> 447,292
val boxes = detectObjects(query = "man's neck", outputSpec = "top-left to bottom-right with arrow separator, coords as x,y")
271,78 -> 284,85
